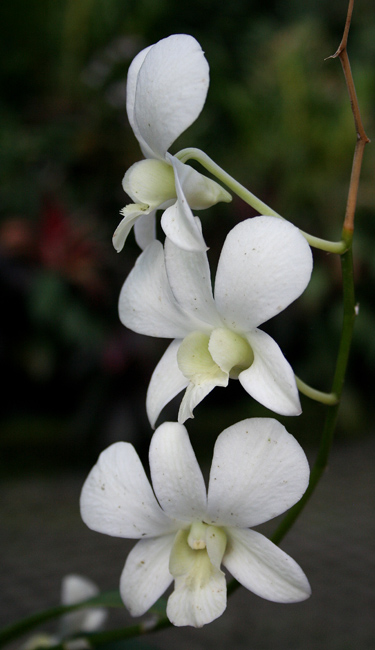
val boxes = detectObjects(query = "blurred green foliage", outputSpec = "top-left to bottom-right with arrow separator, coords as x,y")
0,0 -> 374,470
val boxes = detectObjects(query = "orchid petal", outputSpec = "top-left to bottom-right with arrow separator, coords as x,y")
205,526 -> 227,570
207,418 -> 309,528
120,535 -> 175,616
161,156 -> 207,252
214,216 -> 313,331
167,530 -> 227,627
172,156 -> 232,209
60,574 -> 99,606
146,339 -> 189,428
71,608 -> 107,635
178,377 -> 227,424
240,328 -> 301,416
118,241 -> 201,338
161,201 -> 203,254
80,442 -> 178,539
59,575 -> 106,635
223,528 -> 311,603
126,44 -> 155,159
150,422 -> 207,521
133,35 -> 209,159
164,227 -> 223,328
176,331 -> 229,423
113,203 -> 152,253
134,211 -> 157,250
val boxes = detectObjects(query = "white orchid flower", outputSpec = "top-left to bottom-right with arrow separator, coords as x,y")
113,34 -> 231,253
22,575 -> 106,649
58,574 -> 107,637
80,418 -> 311,628
118,215 -> 313,426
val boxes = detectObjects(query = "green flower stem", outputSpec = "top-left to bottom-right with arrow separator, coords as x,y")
176,148 -> 347,254
271,236 -> 356,546
0,592 -> 123,648
0,245 -> 357,645
295,376 -> 338,405
177,148 -> 282,217
270,0 -> 366,545
34,617 -> 171,650
228,234 -> 356,599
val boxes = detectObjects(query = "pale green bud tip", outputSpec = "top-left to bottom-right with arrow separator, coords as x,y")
123,159 -> 177,206
184,174 -> 232,210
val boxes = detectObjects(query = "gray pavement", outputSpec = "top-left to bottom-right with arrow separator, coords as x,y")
1,435 -> 375,650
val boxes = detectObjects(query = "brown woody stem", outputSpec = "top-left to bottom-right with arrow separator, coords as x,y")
327,0 -> 370,233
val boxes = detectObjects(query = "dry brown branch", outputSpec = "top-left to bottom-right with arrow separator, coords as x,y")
327,0 -> 370,234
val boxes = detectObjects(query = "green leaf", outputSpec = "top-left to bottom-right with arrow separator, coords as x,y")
0,590 -> 123,648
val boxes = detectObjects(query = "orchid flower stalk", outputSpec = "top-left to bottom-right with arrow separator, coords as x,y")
1,4 -> 365,646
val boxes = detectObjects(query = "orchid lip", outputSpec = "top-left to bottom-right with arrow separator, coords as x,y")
177,328 -> 254,385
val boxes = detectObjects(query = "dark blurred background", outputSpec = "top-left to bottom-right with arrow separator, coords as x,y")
0,1 -> 374,645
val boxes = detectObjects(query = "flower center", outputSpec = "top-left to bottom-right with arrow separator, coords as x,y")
209,328 -> 254,379
187,521 -> 209,550
167,524 -> 227,628
177,328 -> 254,385
170,523 -> 227,578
